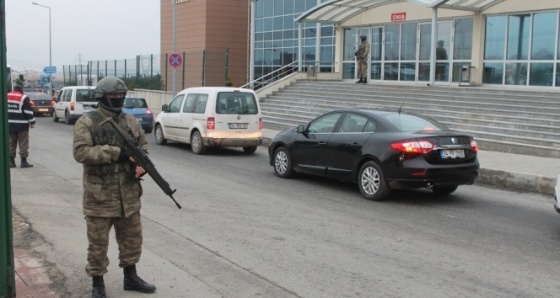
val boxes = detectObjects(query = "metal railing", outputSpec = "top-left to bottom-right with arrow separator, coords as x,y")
241,61 -> 298,90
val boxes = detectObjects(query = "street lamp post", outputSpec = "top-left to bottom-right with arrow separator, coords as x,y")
32,2 -> 52,97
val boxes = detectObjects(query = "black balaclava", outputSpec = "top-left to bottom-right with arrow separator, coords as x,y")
99,93 -> 126,113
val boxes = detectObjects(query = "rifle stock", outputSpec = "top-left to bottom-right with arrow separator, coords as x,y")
100,117 -> 182,209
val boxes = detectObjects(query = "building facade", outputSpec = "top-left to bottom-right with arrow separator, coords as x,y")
162,0 -> 560,89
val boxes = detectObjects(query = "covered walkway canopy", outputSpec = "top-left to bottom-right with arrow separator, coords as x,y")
296,0 -> 506,24
295,0 -> 507,85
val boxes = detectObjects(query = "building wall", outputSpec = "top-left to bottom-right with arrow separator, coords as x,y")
160,0 -> 248,92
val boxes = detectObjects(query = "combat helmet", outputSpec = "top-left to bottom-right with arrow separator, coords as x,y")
94,76 -> 128,99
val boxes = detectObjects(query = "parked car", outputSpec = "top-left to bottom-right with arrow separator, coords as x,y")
268,108 -> 480,201
53,86 -> 97,124
123,96 -> 154,133
154,87 -> 263,154
27,91 -> 55,116
554,175 -> 560,214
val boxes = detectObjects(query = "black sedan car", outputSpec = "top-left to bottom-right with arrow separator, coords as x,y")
27,91 -> 55,116
268,109 -> 479,201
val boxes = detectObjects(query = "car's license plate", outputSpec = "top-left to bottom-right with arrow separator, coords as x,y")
229,123 -> 248,129
440,149 -> 465,159
135,117 -> 143,121
38,108 -> 48,112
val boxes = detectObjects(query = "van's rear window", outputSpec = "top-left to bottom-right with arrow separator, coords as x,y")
76,89 -> 95,102
215,92 -> 258,114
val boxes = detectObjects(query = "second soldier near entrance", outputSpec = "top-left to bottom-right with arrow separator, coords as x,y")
73,76 -> 156,298
356,35 -> 370,83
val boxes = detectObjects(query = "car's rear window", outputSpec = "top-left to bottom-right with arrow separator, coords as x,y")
383,113 -> 449,132
124,98 -> 147,108
76,89 -> 95,102
215,92 -> 258,114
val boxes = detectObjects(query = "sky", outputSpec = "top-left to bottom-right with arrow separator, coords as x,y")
5,0 -> 160,74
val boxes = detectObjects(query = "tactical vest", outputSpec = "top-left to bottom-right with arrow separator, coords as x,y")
86,111 -> 134,178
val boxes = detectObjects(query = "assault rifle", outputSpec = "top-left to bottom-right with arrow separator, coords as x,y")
100,117 -> 182,209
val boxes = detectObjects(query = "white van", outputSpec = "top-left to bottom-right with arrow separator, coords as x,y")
154,87 -> 263,154
53,86 -> 97,124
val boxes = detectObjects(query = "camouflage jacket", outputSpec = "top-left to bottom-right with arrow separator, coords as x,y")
356,40 -> 370,62
73,106 -> 148,217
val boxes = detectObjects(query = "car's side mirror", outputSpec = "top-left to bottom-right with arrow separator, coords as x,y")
161,104 -> 169,112
296,124 -> 305,133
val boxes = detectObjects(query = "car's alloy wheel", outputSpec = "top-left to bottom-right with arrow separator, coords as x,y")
191,131 -> 207,155
274,147 -> 293,178
358,161 -> 389,201
432,185 -> 458,195
154,124 -> 167,145
243,146 -> 257,154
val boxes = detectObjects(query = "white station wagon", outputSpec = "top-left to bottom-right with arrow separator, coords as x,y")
154,87 -> 263,154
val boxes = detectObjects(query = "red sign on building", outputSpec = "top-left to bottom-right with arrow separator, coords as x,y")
391,12 -> 407,22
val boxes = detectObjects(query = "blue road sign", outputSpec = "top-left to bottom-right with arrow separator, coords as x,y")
44,66 -> 57,74
168,53 -> 183,68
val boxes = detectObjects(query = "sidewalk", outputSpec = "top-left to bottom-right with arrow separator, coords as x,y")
11,128 -> 560,297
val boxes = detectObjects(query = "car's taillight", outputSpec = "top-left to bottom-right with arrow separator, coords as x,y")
70,102 -> 75,111
29,100 -> 35,106
207,117 -> 215,130
391,140 -> 434,154
470,139 -> 479,152
259,117 -> 263,130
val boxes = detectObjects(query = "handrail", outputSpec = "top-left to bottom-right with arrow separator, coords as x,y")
241,61 -> 298,90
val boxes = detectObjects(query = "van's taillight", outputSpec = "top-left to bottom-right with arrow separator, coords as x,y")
207,117 -> 215,130
259,118 -> 263,130
70,102 -> 75,111
390,140 -> 434,154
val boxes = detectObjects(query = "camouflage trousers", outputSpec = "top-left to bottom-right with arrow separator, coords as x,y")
357,59 -> 368,79
85,212 -> 143,277
9,130 -> 30,158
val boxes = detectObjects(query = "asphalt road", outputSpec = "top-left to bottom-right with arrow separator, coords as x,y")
10,115 -> 560,297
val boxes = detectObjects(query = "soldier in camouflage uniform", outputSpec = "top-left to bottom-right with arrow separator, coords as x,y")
355,35 -> 370,84
73,76 -> 156,298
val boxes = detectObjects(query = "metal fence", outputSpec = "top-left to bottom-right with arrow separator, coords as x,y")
62,48 -> 242,91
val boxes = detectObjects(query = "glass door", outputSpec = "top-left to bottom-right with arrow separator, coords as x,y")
418,21 -> 452,84
355,27 -> 370,81
370,27 -> 383,81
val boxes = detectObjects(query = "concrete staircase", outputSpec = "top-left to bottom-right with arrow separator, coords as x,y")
259,80 -> 560,158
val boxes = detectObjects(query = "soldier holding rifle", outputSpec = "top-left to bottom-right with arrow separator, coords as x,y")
73,76 -> 156,298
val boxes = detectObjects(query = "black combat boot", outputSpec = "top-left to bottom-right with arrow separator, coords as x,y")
355,78 -> 363,83
9,158 -> 16,168
20,158 -> 33,168
123,265 -> 156,293
362,78 -> 367,83
92,276 -> 106,298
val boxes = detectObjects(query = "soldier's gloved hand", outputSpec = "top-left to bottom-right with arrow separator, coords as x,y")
117,147 -> 131,163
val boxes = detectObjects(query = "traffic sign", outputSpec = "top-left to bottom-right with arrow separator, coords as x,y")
44,66 -> 57,74
168,53 -> 183,68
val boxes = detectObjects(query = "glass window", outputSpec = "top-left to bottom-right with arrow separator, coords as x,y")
370,63 -> 382,80
183,94 -> 198,113
556,63 -> 560,86
339,114 -> 369,133
529,63 -> 554,86
306,0 -> 317,10
401,23 -> 417,61
320,46 -> 333,62
216,92 -> 258,115
274,0 -> 283,15
308,112 -> 342,133
507,14 -> 530,60
194,95 -> 208,114
295,0 -> 305,12
264,18 -> 273,31
505,63 -> 527,85
383,113 -> 447,132
385,24 -> 400,61
273,16 -> 283,30
284,16 -> 295,29
385,62 -> 399,81
342,63 -> 355,79
419,24 -> 431,61
400,63 -> 416,81
321,26 -> 334,37
371,28 -> 383,62
255,0 -> 264,18
76,89 -> 94,102
531,12 -> 556,60
343,28 -> 357,61
264,0 -> 273,17
284,0 -> 294,14
454,18 -> 473,60
485,16 -> 506,60
482,62 -> 504,84
168,95 -> 184,113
